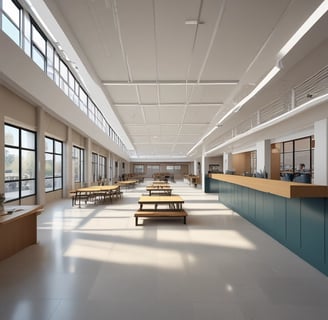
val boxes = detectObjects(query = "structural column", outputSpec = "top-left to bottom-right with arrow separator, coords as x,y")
256,139 -> 271,178
37,108 -> 45,205
223,152 -> 233,173
314,118 -> 328,185
64,127 -> 73,196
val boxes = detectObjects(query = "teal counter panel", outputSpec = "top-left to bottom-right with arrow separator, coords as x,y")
300,198 -> 325,270
272,196 -> 287,243
285,199 -> 301,252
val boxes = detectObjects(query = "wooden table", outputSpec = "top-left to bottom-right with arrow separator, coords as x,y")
138,195 -> 184,210
0,205 -> 43,261
136,195 -> 186,226
146,186 -> 172,196
72,185 -> 121,207
116,180 -> 138,189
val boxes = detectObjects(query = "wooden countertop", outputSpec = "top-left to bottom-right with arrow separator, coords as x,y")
0,205 -> 43,224
209,174 -> 328,198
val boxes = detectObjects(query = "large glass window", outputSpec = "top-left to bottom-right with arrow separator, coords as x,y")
280,136 -> 313,183
99,155 -> 107,181
1,0 -> 21,46
45,137 -> 63,192
4,124 -> 36,202
72,146 -> 84,183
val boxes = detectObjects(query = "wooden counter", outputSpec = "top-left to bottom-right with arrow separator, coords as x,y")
0,205 -> 43,261
209,173 -> 328,198
206,174 -> 328,276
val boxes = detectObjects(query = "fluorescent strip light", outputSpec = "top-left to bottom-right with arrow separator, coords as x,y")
102,80 -> 238,86
217,65 -> 281,125
187,126 -> 218,155
185,20 -> 204,25
279,0 -> 328,58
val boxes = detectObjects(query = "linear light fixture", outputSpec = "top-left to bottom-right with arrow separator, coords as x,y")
102,80 -> 238,86
217,65 -> 281,125
187,126 -> 219,155
115,103 -> 223,107
185,19 -> 204,25
278,0 -> 328,58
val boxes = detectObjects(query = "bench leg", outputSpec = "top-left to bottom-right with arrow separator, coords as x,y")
135,216 -> 139,226
183,216 -> 186,224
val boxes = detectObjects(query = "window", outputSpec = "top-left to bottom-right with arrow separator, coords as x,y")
4,124 -> 36,202
134,165 -> 144,174
45,137 -> 63,192
1,0 -> 21,46
280,136 -> 313,182
31,22 -> 46,70
92,153 -> 98,183
72,146 -> 84,183
99,155 -> 107,180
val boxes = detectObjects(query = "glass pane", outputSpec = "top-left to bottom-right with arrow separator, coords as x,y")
283,153 -> 293,171
5,181 -> 19,201
32,46 -> 45,70
5,125 -> 19,146
21,150 -> 36,179
284,141 -> 293,152
45,153 -> 54,177
45,178 -> 53,192
295,151 -> 310,171
21,180 -> 35,197
54,155 -> 62,177
295,138 -> 310,151
21,129 -> 35,149
5,147 -> 19,180
47,42 -> 54,79
24,12 -> 31,56
55,141 -> 62,154
32,25 -> 46,54
2,14 -> 20,45
3,0 -> 20,27
45,137 -> 53,152
54,177 -> 62,190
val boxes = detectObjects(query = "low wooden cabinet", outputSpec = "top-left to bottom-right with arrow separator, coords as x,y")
0,205 -> 43,261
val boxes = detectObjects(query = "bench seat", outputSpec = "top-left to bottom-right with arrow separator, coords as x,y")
134,209 -> 187,226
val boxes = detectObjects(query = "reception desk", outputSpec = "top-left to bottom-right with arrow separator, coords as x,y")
0,205 -> 43,261
206,174 -> 328,276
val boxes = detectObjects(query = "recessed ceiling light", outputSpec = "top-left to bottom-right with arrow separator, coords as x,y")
185,19 -> 204,25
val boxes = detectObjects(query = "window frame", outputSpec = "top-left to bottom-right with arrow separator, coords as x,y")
4,123 -> 37,202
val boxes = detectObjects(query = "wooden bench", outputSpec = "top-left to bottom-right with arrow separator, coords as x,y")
134,209 -> 187,226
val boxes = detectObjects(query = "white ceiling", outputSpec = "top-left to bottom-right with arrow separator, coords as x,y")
38,0 -> 326,161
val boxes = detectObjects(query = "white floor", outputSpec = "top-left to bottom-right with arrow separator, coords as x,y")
1,179 -> 328,320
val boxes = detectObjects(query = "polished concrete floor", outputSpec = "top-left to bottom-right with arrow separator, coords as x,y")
1,179 -> 328,320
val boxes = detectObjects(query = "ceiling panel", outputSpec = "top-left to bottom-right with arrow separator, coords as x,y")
138,85 -> 158,103
183,105 -> 220,124
114,105 -> 144,124
189,85 -> 235,103
107,86 -> 138,103
159,85 -> 190,103
180,124 -> 208,135
159,106 -> 185,123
